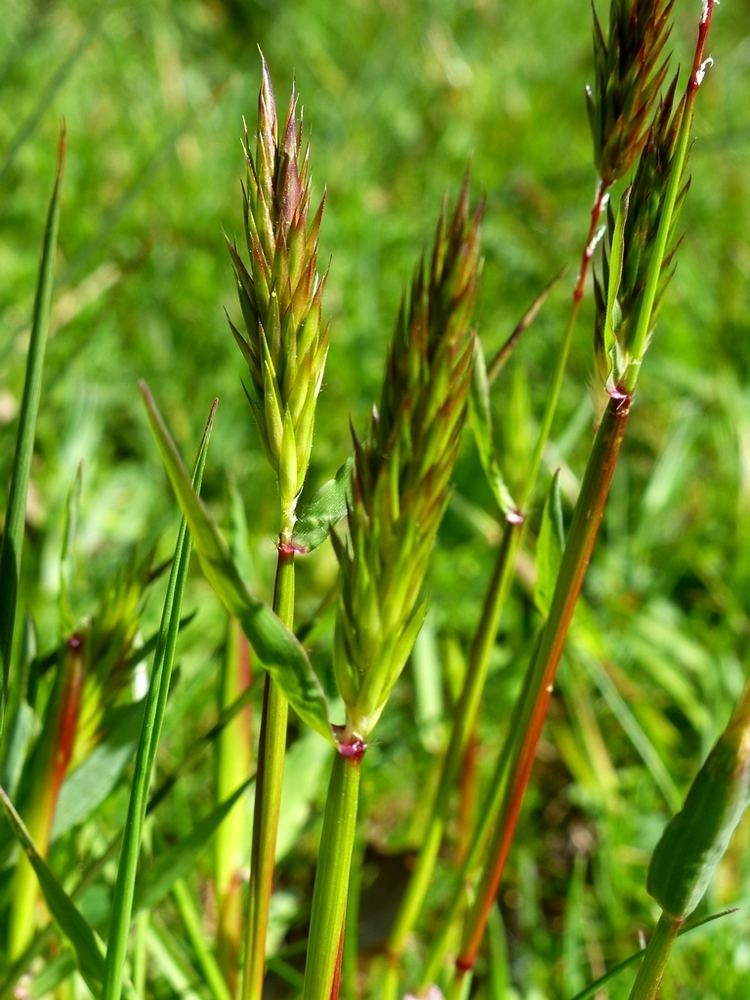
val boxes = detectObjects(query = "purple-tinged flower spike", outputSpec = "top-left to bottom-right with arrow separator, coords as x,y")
593,0 -> 716,406
587,0 -> 676,186
227,58 -> 329,539
332,184 -> 482,742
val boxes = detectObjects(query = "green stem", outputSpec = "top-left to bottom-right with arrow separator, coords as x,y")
441,12 -> 717,982
343,830 -> 364,998
240,536 -> 294,1000
627,912 -> 681,1000
132,910 -> 149,997
215,619 -> 251,986
417,689 -> 524,990
382,180 -> 609,998
100,404 -> 215,1000
382,520 -> 520,999
445,970 -> 472,1000
302,746 -> 364,1000
454,392 -> 630,977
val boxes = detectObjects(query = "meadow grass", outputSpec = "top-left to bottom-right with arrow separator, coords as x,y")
1,1 -> 750,998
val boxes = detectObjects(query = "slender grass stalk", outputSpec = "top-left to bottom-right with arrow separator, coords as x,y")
627,913 -> 682,1000
441,4 -> 716,987
101,398 -> 216,1000
215,619 -> 251,984
241,547 -> 294,1000
382,158 -> 609,1000
382,521 -> 520,995
308,185 -> 480,997
453,394 -> 630,982
229,61 -> 330,997
0,127 -> 65,738
302,745 -> 364,1000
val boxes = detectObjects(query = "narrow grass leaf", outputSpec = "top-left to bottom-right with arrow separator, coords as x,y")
103,400 -> 217,1000
292,457 -> 354,552
534,471 -> 564,617
140,382 -> 333,743
468,336 -> 517,517
0,786 -> 105,993
0,129 -> 65,731
647,683 -> 750,919
133,777 -> 253,914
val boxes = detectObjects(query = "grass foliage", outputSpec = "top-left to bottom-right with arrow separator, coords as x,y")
1,0 -> 750,998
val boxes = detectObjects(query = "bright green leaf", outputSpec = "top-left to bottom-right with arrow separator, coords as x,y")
293,457 -> 354,552
0,786 -> 105,995
468,337 -> 517,517
647,683 -> 750,919
534,471 -> 564,617
140,383 -> 333,744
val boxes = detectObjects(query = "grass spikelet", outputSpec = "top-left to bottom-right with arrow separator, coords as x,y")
227,57 -> 328,536
333,185 -> 482,741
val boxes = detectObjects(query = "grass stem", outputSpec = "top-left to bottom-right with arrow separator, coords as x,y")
302,745 -> 363,1000
240,541 -> 294,1000
383,179 -> 608,997
627,912 -> 682,1000
453,391 -> 630,977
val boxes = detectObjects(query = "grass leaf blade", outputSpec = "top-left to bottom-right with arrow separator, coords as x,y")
0,128 -> 66,733
0,786 -> 105,994
468,336 -> 517,517
140,383 -> 333,744
534,471 -> 564,617
292,457 -> 354,552
102,399 -> 217,1000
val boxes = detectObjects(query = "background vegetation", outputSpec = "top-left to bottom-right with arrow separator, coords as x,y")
2,0 -> 749,996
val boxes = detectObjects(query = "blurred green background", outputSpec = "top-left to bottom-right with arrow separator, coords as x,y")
2,0 -> 750,996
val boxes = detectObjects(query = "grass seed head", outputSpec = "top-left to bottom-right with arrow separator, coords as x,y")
587,0 -> 675,184
227,58 -> 328,532
333,184 -> 482,741
593,77 -> 687,399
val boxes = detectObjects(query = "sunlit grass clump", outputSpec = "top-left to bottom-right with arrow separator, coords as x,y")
2,1 -> 748,999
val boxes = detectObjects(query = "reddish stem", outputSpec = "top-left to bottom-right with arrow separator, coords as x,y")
689,1 -> 716,95
330,926 -> 345,1000
457,393 -> 631,973
574,179 -> 610,304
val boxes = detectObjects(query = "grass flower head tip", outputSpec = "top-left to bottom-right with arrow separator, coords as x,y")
587,0 -> 676,185
227,57 -> 329,536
